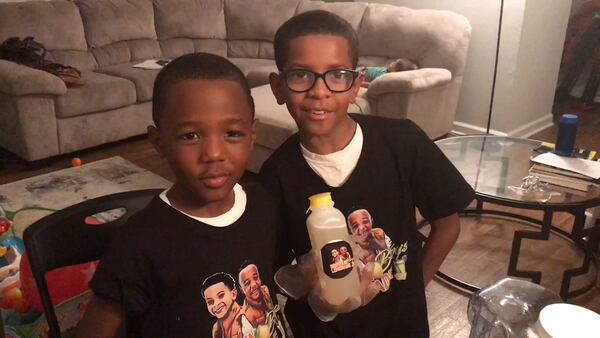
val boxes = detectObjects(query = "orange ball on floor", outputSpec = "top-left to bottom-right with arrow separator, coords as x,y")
71,157 -> 82,167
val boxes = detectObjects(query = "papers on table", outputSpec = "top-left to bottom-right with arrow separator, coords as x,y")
529,152 -> 600,191
132,59 -> 170,70
532,152 -> 600,180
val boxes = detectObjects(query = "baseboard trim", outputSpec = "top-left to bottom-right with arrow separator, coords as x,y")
452,121 -> 507,136
452,114 -> 554,138
506,114 -> 554,138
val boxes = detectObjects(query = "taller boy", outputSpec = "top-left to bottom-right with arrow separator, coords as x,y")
260,10 -> 474,337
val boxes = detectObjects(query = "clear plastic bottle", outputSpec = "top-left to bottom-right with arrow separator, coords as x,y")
306,192 -> 361,306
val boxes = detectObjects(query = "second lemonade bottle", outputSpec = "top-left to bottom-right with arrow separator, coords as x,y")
306,192 -> 361,306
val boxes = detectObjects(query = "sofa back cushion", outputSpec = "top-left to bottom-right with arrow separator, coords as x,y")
358,4 -> 471,76
296,0 -> 367,33
76,0 -> 161,67
0,1 -> 97,70
154,0 -> 226,40
225,0 -> 300,59
153,0 -> 227,58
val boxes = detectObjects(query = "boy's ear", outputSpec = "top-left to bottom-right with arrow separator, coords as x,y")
250,118 -> 258,150
350,72 -> 364,103
269,72 -> 287,105
147,125 -> 165,158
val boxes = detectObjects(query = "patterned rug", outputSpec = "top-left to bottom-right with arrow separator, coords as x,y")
0,156 -> 171,337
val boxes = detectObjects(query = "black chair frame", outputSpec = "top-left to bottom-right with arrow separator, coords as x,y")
23,189 -> 161,338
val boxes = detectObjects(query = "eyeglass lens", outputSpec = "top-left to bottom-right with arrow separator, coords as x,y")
285,69 -> 356,92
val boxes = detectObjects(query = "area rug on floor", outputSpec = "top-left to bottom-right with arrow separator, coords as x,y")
0,156 -> 171,237
0,156 -> 171,337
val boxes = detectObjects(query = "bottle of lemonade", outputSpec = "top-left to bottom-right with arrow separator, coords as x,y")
306,192 -> 361,306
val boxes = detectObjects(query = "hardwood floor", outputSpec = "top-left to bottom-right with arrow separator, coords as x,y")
0,102 -> 598,337
0,135 -> 174,185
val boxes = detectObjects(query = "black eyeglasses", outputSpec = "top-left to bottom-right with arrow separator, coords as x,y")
283,69 -> 359,93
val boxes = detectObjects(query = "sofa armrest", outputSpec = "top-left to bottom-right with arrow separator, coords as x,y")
366,68 -> 451,97
0,60 -> 67,96
362,68 -> 454,138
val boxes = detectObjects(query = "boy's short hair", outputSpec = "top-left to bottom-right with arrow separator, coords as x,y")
273,10 -> 359,71
201,272 -> 237,296
152,52 -> 255,126
237,260 -> 258,277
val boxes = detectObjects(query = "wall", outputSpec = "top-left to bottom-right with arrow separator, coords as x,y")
370,0 -> 500,134
367,0 -> 572,137
491,0 -> 572,136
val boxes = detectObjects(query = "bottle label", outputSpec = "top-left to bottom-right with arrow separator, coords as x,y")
321,240 -> 355,279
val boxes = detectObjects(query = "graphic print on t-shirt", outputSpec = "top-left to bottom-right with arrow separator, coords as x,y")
201,263 -> 284,338
346,207 -> 409,293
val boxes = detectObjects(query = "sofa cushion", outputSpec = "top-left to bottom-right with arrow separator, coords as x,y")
359,4 -> 471,75
251,84 -> 297,147
57,102 -> 152,154
228,41 -> 274,59
92,40 -> 163,68
0,1 -> 88,51
246,64 -> 278,88
225,0 -> 300,41
349,88 -> 371,115
46,51 -> 98,71
228,58 -> 276,78
97,63 -> 159,102
160,38 -> 228,59
154,0 -> 226,40
55,71 -> 136,118
0,60 -> 66,96
76,0 -> 157,48
296,0 -> 368,32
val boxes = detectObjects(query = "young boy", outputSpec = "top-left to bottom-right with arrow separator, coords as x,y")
259,10 -> 474,338
76,53 -> 284,338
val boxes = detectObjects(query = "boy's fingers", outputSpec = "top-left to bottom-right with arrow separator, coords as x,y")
307,291 -> 338,322
275,264 -> 312,300
359,262 -> 381,306
307,284 -> 361,320
297,251 -> 318,280
274,251 -> 318,300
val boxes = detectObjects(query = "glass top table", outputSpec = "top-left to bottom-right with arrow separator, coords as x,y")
434,135 -> 600,300
436,135 -> 600,208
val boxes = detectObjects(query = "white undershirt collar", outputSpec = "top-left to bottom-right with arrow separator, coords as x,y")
301,123 -> 363,187
159,183 -> 246,227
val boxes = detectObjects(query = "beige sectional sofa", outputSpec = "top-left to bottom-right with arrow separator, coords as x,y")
0,0 -> 471,172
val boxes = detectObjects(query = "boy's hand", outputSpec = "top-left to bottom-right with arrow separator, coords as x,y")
275,251 -> 382,321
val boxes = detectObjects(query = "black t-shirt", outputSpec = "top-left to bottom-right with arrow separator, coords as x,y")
259,114 -> 474,338
90,180 -> 285,338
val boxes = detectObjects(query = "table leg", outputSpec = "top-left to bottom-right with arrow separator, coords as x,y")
507,210 -> 552,283
560,209 -> 596,299
476,198 -> 483,212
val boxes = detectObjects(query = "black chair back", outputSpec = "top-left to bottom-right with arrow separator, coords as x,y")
23,189 -> 161,338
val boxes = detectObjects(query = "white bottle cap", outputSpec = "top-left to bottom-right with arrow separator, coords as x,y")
534,303 -> 600,338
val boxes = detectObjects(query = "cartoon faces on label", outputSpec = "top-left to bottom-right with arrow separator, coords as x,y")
321,241 -> 354,278
201,263 -> 284,338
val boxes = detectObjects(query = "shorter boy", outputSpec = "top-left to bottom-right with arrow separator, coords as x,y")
76,53 -> 284,338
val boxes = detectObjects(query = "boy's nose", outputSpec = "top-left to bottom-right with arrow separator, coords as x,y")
308,77 -> 331,98
200,136 -> 225,162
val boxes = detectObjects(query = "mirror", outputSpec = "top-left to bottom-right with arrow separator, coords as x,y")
367,0 -> 598,149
